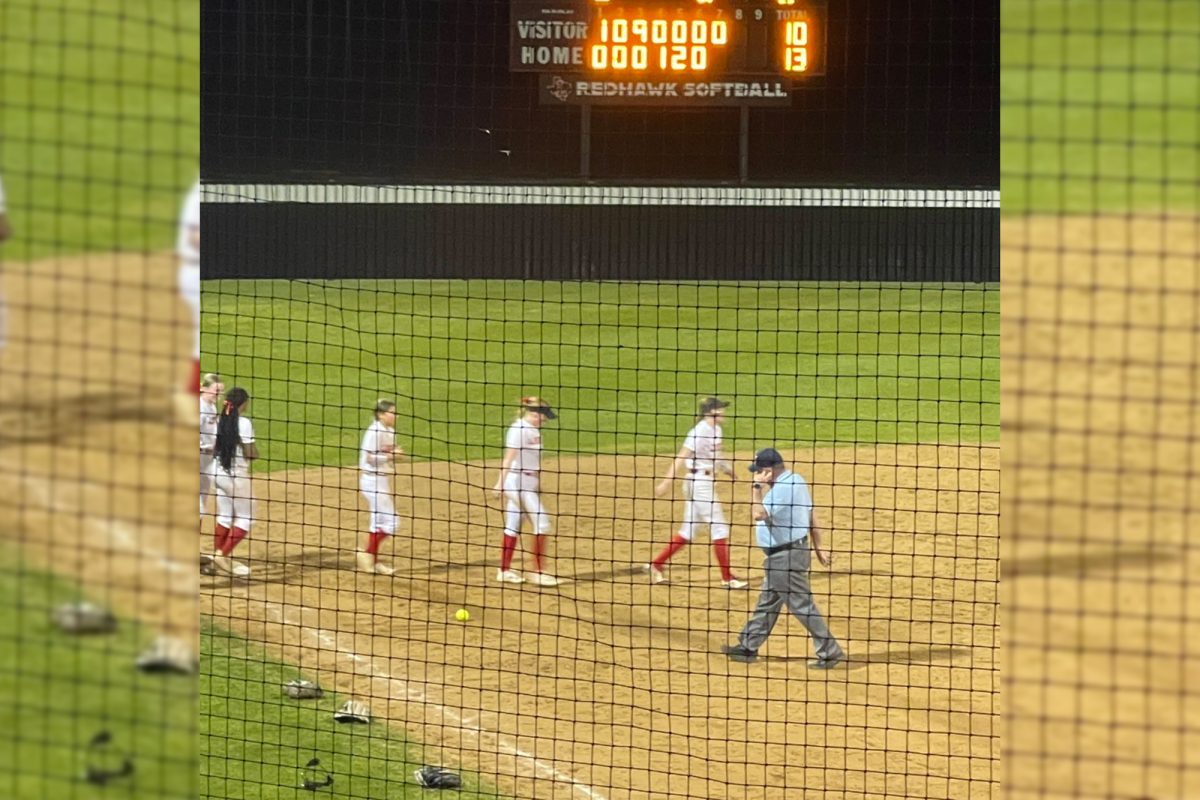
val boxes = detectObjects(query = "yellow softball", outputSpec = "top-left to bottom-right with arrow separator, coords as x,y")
454,608 -> 470,622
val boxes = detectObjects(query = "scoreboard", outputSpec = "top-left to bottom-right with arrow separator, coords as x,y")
511,0 -> 827,106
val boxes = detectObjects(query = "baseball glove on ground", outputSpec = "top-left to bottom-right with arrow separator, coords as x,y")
52,602 -> 116,634
283,679 -> 324,700
332,699 -> 371,724
414,766 -> 462,789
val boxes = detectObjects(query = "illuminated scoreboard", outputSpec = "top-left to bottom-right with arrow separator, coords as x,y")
511,0 -> 828,106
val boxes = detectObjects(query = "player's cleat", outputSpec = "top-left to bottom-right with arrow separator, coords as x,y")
528,572 -> 562,587
647,564 -> 667,584
212,555 -> 251,578
495,569 -> 525,584
136,635 -> 198,674
808,652 -> 845,670
721,577 -> 749,589
356,552 -> 376,573
373,562 -> 396,576
721,643 -> 758,663
199,554 -> 217,576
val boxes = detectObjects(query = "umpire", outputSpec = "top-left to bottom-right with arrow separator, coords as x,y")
722,448 -> 845,668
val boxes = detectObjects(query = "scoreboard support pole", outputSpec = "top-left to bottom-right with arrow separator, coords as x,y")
580,105 -> 592,179
739,105 -> 750,184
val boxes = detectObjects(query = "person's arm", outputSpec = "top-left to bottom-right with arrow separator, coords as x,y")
491,447 -> 518,495
654,446 -> 693,497
810,509 -> 832,567
241,418 -> 260,462
751,478 -> 770,521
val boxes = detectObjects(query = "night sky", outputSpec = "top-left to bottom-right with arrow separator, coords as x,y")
201,0 -> 998,186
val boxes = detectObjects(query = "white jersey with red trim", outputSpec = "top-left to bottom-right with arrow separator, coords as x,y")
505,418 -> 542,474
682,420 -> 722,471
359,419 -> 396,474
200,396 -> 219,454
177,181 -> 200,266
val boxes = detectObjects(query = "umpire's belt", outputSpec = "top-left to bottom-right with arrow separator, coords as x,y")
763,539 -> 806,556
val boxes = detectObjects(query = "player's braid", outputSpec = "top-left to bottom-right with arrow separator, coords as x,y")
215,386 -> 250,472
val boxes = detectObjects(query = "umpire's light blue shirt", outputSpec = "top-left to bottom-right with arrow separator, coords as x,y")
756,471 -> 813,550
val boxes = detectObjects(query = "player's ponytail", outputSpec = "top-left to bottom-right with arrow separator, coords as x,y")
215,386 -> 250,472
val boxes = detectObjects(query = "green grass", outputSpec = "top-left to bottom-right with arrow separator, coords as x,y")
201,622 -> 506,799
0,0 -> 199,261
0,563 -> 195,799
1002,0 -> 1200,213
201,280 -> 999,472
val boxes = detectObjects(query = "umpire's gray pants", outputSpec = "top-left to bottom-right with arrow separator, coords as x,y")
738,543 -> 842,660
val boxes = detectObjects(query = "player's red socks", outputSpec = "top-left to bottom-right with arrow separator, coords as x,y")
500,534 -> 518,571
531,534 -> 546,573
221,527 -> 247,556
214,523 -> 230,553
365,530 -> 387,556
652,534 -> 689,568
191,359 -> 201,394
713,539 -> 734,582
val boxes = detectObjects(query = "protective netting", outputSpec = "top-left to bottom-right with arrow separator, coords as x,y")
0,1 -> 199,797
199,2 -> 998,798
1002,0 -> 1199,797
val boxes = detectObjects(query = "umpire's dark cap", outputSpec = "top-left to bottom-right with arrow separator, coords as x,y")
747,447 -> 786,472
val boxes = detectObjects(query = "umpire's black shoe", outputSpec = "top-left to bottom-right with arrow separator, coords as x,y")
808,652 -> 845,670
722,644 -> 758,663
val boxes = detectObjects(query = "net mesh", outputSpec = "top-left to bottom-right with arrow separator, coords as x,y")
0,0 -> 199,797
199,1 -> 998,799
1002,0 -> 1199,797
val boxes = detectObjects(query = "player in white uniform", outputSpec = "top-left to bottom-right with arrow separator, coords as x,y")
209,386 -> 256,577
490,396 -> 562,586
358,399 -> 405,575
648,396 -> 749,588
176,180 -> 201,418
197,373 -> 225,574
0,174 -> 10,242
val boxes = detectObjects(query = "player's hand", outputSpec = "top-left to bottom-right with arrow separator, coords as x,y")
391,446 -> 405,461
653,479 -> 672,498
815,547 -> 832,567
490,484 -> 503,499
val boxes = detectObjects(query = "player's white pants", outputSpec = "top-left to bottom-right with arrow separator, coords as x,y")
178,263 -> 200,358
503,471 -> 552,536
360,472 -> 398,534
679,475 -> 729,541
199,452 -> 214,516
213,471 -> 254,531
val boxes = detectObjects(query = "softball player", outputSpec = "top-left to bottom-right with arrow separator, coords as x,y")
648,396 -> 748,588
177,180 -> 201,396
490,396 -> 562,586
197,373 -> 224,574
209,386 -> 256,578
0,173 -> 10,242
358,399 -> 405,575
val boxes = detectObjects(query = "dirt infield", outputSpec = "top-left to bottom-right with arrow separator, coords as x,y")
1002,214 -> 1200,799
202,442 -> 999,800
0,253 -> 198,647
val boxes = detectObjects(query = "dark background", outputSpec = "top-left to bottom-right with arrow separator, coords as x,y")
201,0 -> 998,186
